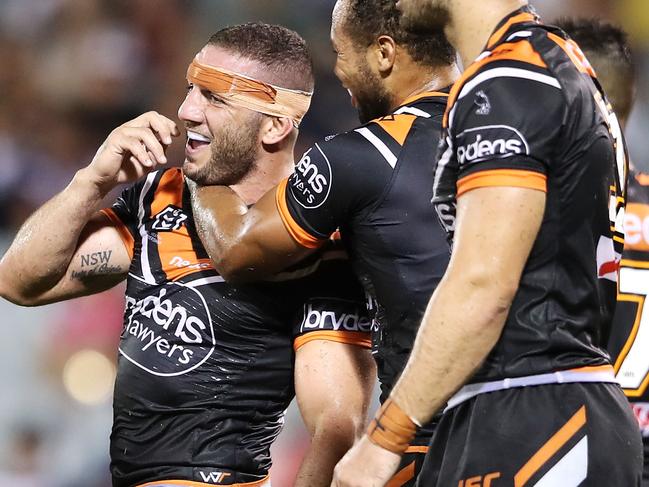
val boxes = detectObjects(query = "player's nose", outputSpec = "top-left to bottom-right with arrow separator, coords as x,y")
178,87 -> 204,124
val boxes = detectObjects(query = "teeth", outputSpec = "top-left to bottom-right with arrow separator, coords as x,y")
187,131 -> 210,143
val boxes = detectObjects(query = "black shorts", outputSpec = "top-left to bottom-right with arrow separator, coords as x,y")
388,445 -> 429,487
416,382 -> 643,486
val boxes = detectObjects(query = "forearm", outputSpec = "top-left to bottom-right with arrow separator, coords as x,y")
295,417 -> 363,487
0,168 -> 108,301
390,276 -> 511,425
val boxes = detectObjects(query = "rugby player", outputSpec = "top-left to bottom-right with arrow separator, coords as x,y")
0,23 -> 376,487
185,1 -> 459,484
331,1 -> 645,485
556,18 -> 649,486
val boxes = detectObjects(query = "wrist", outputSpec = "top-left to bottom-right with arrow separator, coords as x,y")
366,398 -> 418,454
72,168 -> 114,200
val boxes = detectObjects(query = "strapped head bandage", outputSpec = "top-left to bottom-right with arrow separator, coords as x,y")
187,59 -> 313,127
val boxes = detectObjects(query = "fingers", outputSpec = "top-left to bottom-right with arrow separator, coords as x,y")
122,127 -> 167,165
123,111 -> 180,146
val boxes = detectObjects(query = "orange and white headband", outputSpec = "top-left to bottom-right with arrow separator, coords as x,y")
187,59 -> 313,127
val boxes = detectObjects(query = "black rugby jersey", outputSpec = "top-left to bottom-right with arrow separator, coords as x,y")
101,168 -> 369,487
276,93 -> 450,407
609,169 -> 649,433
433,7 -> 628,382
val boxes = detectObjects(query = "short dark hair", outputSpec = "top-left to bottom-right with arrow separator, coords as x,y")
342,0 -> 455,67
556,18 -> 635,121
207,22 -> 314,92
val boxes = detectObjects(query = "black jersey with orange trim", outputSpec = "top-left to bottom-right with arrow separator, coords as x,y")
277,93 -> 450,411
609,169 -> 649,425
432,6 -> 628,383
101,168 -> 369,487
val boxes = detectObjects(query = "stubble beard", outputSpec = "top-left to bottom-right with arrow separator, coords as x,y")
184,113 -> 263,187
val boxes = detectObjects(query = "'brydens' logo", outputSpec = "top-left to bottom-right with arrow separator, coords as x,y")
456,125 -> 529,165
119,280 -> 216,376
152,205 -> 187,232
301,301 -> 371,333
289,144 -> 332,209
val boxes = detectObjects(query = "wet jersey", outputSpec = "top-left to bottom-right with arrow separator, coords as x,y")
432,7 -> 628,382
609,169 -> 649,430
101,168 -> 370,487
275,93 -> 450,403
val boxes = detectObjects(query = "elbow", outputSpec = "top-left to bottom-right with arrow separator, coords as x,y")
0,288 -> 40,307
210,249 -> 273,283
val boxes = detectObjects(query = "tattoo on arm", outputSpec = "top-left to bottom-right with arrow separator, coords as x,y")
72,250 -> 122,281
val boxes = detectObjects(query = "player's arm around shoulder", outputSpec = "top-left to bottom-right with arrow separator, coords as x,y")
0,111 -> 179,306
294,338 -> 376,487
189,137 -> 350,281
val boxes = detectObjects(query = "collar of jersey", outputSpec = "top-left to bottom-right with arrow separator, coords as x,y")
398,88 -> 451,108
485,5 -> 540,50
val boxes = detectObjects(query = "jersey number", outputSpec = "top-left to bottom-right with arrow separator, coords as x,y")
615,265 -> 649,396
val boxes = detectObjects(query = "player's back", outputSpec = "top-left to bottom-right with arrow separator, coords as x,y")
104,168 -> 368,486
281,93 -> 450,402
433,8 -> 626,385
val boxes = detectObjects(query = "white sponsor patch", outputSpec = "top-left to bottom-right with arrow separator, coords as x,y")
289,144 -> 332,209
456,125 -> 529,165
300,302 -> 371,333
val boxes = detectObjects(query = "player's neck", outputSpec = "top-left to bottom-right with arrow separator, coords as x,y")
447,0 -> 527,68
230,151 -> 293,205
396,63 -> 460,107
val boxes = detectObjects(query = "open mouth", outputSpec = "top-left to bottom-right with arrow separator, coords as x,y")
186,130 -> 211,152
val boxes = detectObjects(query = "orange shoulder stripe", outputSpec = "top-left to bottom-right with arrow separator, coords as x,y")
487,11 -> 538,48
445,40 -> 547,126
100,208 -> 135,260
294,330 -> 371,351
375,114 -> 417,146
275,178 -> 324,249
457,169 -> 547,197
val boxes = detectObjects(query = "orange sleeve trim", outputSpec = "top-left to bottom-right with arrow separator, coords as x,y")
457,169 -> 547,197
386,461 -> 415,487
100,208 -> 135,260
514,406 -> 586,487
275,178 -> 325,249
293,330 -> 371,351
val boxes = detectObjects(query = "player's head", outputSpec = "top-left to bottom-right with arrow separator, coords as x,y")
178,22 -> 314,186
331,0 -> 455,123
395,0 -> 452,34
556,18 -> 635,128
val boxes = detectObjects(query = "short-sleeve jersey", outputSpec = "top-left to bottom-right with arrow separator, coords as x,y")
101,168 -> 369,486
275,93 -> 451,404
432,7 -> 628,382
609,169 -> 649,432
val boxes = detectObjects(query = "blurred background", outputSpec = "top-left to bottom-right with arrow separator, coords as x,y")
0,1 -> 647,485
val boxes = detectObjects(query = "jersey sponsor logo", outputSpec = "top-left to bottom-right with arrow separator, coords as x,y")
631,403 -> 649,437
120,281 -> 216,376
289,145 -> 332,209
456,125 -> 529,165
198,471 -> 232,483
300,302 -> 371,333
169,255 -> 212,270
151,204 -> 188,232
624,203 -> 649,251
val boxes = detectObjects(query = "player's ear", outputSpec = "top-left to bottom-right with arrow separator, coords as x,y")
261,116 -> 294,145
374,35 -> 397,74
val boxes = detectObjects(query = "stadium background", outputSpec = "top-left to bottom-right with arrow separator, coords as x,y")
0,0 -> 647,485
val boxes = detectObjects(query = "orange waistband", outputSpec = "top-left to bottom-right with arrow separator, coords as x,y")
137,474 -> 270,487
